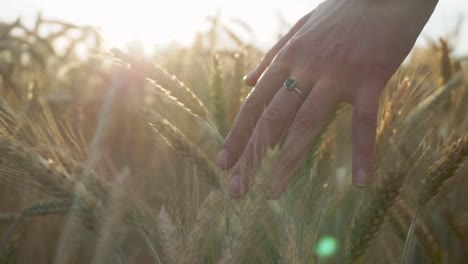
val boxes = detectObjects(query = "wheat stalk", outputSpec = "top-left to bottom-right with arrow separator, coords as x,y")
402,135 -> 468,264
418,135 -> 468,206
146,110 -> 221,188
211,53 -> 227,136
438,38 -> 453,86
124,203 -> 170,264
389,197 -> 441,262
403,73 -> 463,127
157,206 -> 183,264
218,149 -> 277,264
350,166 -> 408,261
0,136 -> 103,212
184,190 -> 225,264
112,48 -> 208,119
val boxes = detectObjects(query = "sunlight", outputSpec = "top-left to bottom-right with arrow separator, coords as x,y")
48,0 -> 218,48
29,0 -> 319,50
5,0 -> 464,52
104,0 -> 218,47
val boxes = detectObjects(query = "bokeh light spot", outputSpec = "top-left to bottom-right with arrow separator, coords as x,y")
315,236 -> 338,257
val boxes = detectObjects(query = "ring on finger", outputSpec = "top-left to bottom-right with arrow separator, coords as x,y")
283,78 -> 306,100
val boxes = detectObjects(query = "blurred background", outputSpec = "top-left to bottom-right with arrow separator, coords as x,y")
2,0 -> 468,54
0,0 -> 467,263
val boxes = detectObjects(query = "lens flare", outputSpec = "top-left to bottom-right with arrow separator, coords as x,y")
315,236 -> 338,257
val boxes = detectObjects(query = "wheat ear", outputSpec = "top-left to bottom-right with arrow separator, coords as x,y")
350,167 -> 408,261
390,197 -> 441,262
184,190 -> 225,264
112,48 -> 208,119
418,135 -> 468,206
218,149 -> 277,264
146,110 -> 220,188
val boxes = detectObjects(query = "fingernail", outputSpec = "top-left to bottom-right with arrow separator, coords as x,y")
354,169 -> 368,188
216,149 -> 229,168
243,70 -> 256,81
228,174 -> 243,197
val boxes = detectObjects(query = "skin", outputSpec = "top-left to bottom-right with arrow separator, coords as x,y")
216,0 -> 440,197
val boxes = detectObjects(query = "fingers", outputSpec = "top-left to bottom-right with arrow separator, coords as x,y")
227,82 -> 307,196
243,12 -> 312,86
351,79 -> 384,187
216,64 -> 290,169
271,80 -> 339,197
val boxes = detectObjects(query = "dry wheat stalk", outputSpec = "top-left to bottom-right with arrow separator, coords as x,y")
146,110 -> 220,188
0,198 -> 79,250
0,198 -> 76,225
91,169 -> 131,264
438,38 -> 453,86
389,197 -> 441,261
112,48 -> 208,119
0,239 -> 16,264
0,136 -> 109,229
418,135 -> 468,206
0,124 -> 170,263
350,167 -> 408,261
148,79 -> 202,119
157,206 -> 183,264
211,53 -> 227,136
124,204 -> 171,264
403,73 -> 463,127
282,223 -> 300,264
0,136 -> 87,200
184,190 -> 224,264
227,52 -> 245,126
218,149 -> 277,264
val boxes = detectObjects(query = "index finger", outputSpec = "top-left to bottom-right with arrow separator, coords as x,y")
216,63 -> 290,169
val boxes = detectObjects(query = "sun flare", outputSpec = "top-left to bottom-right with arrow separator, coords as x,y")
73,0 -> 218,48
30,0 -> 319,51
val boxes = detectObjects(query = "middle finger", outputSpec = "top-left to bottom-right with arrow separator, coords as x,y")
228,75 -> 316,196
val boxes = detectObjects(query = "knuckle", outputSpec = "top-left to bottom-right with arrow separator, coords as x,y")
266,62 -> 289,75
353,57 -> 394,82
275,37 -> 303,62
260,105 -> 287,129
291,109 -> 319,132
242,90 -> 265,112
355,111 -> 377,130
286,36 -> 303,50
367,61 -> 394,81
263,49 -> 276,64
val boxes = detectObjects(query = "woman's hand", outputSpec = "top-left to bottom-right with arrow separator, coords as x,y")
216,0 -> 439,197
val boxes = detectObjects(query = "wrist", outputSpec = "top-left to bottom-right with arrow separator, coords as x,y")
353,0 -> 438,11
353,0 -> 439,22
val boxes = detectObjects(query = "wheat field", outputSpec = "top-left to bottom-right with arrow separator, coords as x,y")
0,15 -> 467,264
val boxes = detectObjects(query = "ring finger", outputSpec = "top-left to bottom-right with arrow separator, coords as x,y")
227,76 -> 316,196
270,79 -> 340,197
217,62 -> 291,169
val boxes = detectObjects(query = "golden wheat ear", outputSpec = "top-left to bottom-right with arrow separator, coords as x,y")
157,206 -> 183,264
146,110 -> 221,188
184,190 -> 225,264
418,135 -> 468,206
389,197 -> 442,262
111,48 -> 209,119
218,148 -> 278,264
350,165 -> 408,262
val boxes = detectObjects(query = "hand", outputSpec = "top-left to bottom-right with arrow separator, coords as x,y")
216,0 -> 438,197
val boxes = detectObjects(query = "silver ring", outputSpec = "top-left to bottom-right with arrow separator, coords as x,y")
283,78 -> 305,99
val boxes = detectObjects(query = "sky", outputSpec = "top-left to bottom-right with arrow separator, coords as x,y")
1,0 -> 468,54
